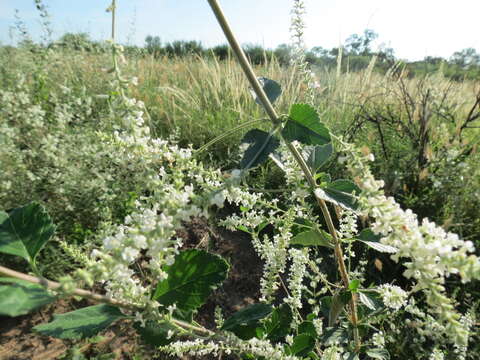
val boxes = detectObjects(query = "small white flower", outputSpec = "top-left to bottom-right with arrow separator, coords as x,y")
121,247 -> 139,263
378,284 -> 407,310
210,191 -> 225,208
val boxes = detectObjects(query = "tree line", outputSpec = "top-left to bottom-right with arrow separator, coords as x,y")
5,29 -> 480,81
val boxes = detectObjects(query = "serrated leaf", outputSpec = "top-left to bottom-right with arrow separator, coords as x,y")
239,129 -> 280,170
0,202 -> 55,263
322,326 -> 349,345
358,292 -> 377,311
135,320 -> 177,346
298,321 -> 317,337
34,304 -> 126,339
282,104 -> 331,146
153,249 -> 229,312
290,229 -> 334,248
0,277 -> 56,316
360,241 -> 397,254
288,334 -> 315,356
263,304 -> 292,341
366,348 -> 390,359
329,292 -> 349,327
251,77 -> 282,106
221,303 -> 272,332
319,179 -> 361,211
307,143 -> 334,172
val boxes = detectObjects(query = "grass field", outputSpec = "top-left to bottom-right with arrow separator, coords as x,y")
1,42 -> 479,359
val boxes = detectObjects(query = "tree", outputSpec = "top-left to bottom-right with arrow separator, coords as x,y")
344,29 -> 378,56
450,48 -> 480,69
145,35 -> 162,56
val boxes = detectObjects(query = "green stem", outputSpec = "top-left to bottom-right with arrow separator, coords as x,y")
206,0 -> 361,352
111,0 -> 116,42
196,118 -> 266,153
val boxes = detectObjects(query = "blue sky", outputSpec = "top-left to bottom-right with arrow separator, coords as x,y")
0,0 -> 479,61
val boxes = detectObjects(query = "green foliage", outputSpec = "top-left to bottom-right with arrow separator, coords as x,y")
307,143 -> 334,172
366,348 -> 390,359
153,249 -> 229,312
221,303 -> 272,340
239,129 -> 280,170
253,77 -> 282,105
0,277 -> 55,316
329,291 -> 350,327
135,320 -> 177,347
33,304 -> 126,340
0,211 -> 8,223
290,229 -> 333,248
1,13 -> 479,360
319,179 -> 360,211
0,202 -> 55,267
287,334 -> 315,356
263,304 -> 292,341
282,103 -> 331,145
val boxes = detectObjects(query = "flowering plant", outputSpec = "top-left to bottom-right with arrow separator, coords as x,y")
0,1 -> 479,359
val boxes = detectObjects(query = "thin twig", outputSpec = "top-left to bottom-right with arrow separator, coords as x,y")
0,265 -> 215,337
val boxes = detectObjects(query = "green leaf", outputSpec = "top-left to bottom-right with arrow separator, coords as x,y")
344,353 -> 360,360
239,129 -> 280,170
153,249 -> 229,312
135,320 -> 177,346
251,77 -> 282,105
298,321 -> 317,338
321,326 -> 349,345
288,334 -> 315,356
290,229 -> 333,248
0,202 -> 55,263
360,241 -> 398,254
366,348 -> 390,360
356,229 -> 397,253
221,303 -> 272,332
0,277 -> 56,316
282,104 -> 331,146
33,304 -> 126,339
358,291 -> 385,315
357,229 -> 381,242
307,143 -> 334,172
263,304 -> 292,341
349,279 -> 360,293
358,292 -> 377,311
328,291 -> 350,327
0,211 -> 8,224
318,180 -> 360,211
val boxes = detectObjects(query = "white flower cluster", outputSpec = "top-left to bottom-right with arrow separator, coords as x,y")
160,336 -> 301,360
378,284 -> 408,311
429,348 -> 445,360
289,0 -> 318,103
256,225 -> 292,302
371,330 -> 386,347
322,345 -> 343,360
270,142 -> 309,191
285,248 -> 309,313
338,138 -> 480,345
339,209 -> 358,240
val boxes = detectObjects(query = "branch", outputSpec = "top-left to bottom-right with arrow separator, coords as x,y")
0,265 -> 215,337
